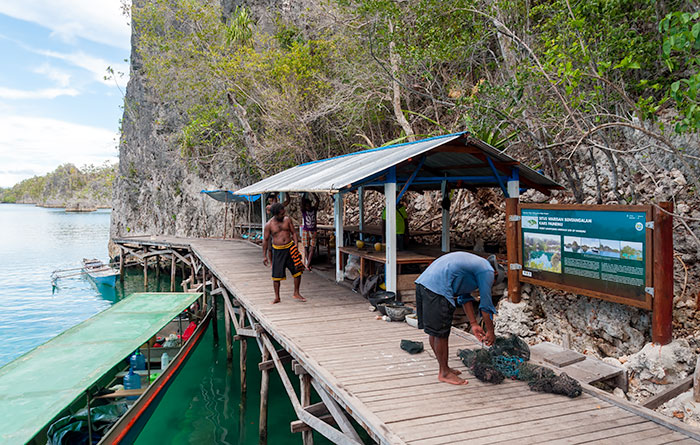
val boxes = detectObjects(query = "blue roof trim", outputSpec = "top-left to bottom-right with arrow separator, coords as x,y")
297,131 -> 467,168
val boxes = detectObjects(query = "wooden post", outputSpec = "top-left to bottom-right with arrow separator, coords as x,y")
224,202 -> 228,239
143,256 -> 148,288
300,373 -> 313,445
240,307 -> 247,395
170,254 -> 176,292
441,180 -> 450,253
694,356 -> 700,402
224,296 -> 232,362
259,343 -> 270,444
505,197 -> 522,303
155,254 -> 160,280
119,247 -> 125,283
652,201 -> 674,345
358,187 -> 364,241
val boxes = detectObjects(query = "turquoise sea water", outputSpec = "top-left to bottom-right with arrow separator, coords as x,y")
0,203 -> 352,444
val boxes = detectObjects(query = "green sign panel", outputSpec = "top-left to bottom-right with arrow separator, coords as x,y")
520,206 -> 649,306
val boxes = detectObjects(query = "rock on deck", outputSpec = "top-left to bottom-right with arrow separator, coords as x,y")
114,236 -> 700,445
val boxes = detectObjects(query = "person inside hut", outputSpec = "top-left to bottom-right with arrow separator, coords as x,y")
300,192 -> 319,270
262,202 -> 306,303
265,192 -> 290,218
381,196 -> 409,250
414,252 -> 505,385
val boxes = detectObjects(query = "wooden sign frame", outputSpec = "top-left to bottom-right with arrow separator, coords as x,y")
516,203 -> 653,310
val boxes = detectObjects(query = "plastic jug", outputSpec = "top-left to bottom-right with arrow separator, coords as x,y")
130,350 -> 146,370
160,352 -> 170,370
123,366 -> 141,400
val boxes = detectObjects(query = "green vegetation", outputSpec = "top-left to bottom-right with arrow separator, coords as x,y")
129,0 -> 699,199
0,163 -> 116,206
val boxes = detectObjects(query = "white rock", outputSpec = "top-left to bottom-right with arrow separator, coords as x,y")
659,390 -> 700,428
624,340 -> 695,383
613,387 -> 627,400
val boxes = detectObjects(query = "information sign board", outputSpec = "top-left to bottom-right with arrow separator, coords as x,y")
518,204 -> 652,309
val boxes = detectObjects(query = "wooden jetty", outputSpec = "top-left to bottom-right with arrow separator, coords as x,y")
113,235 -> 700,444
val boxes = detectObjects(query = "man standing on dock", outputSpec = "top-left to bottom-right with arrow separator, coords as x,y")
263,202 -> 306,304
415,252 -> 505,385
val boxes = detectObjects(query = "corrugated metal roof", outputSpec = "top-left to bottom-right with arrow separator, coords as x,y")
234,132 -> 563,196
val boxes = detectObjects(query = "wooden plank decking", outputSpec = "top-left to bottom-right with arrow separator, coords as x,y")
115,236 -> 700,444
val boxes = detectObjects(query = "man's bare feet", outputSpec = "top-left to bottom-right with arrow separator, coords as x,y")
293,295 -> 307,302
271,298 -> 281,304
448,368 -> 462,376
438,372 -> 468,385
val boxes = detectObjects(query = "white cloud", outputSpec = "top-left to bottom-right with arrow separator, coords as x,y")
38,49 -> 129,86
0,0 -> 131,50
33,63 -> 72,87
0,87 -> 79,99
0,115 -> 118,187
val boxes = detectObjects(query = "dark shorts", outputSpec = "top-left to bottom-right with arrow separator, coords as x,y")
416,283 -> 455,338
272,241 -> 304,281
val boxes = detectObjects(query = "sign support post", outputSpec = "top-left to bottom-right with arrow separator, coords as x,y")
652,202 -> 674,345
506,197 -> 522,303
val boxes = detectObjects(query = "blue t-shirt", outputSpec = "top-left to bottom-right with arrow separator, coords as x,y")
415,251 -> 497,315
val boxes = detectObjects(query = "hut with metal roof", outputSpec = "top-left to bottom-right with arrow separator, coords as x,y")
235,132 -> 563,292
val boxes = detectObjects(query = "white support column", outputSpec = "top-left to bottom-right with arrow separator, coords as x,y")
261,193 -> 267,230
334,192 -> 344,283
358,187 -> 364,241
507,179 -> 520,199
441,180 -> 450,253
385,181 -> 397,293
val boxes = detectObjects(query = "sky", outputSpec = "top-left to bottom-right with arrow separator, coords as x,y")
0,0 -> 131,187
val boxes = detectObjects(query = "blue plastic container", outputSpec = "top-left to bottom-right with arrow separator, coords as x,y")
130,350 -> 146,370
123,366 -> 142,400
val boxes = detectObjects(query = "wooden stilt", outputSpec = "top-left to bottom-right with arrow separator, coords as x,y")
155,254 -> 160,280
119,247 -> 125,283
143,256 -> 148,288
240,307 -> 247,395
301,373 -> 313,445
259,343 -> 270,444
225,293 -> 232,362
170,254 -> 176,292
694,356 -> 700,402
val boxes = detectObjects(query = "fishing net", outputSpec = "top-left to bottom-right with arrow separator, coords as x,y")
457,334 -> 582,398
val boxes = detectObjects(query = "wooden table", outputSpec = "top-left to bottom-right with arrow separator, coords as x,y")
338,246 -> 438,298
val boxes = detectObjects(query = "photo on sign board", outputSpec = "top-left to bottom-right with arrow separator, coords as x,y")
599,239 -> 621,259
563,236 -> 582,253
523,232 -> 562,273
580,238 -> 600,256
620,241 -> 644,261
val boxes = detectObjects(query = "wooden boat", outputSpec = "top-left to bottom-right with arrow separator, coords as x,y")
82,258 -> 120,287
98,308 -> 212,444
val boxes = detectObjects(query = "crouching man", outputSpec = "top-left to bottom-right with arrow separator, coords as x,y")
415,252 -> 505,385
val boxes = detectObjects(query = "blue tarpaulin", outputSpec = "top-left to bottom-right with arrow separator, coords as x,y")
201,190 -> 260,203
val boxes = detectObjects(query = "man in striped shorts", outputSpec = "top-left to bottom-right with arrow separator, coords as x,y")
263,202 -> 306,303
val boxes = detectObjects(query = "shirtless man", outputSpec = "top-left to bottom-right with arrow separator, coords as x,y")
263,202 -> 306,304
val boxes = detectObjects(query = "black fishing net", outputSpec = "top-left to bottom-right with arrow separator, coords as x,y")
457,334 -> 582,398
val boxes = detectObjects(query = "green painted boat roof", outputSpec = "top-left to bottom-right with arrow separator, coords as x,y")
0,292 -> 202,445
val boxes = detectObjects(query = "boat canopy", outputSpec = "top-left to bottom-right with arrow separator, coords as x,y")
201,190 -> 261,203
0,292 -> 202,444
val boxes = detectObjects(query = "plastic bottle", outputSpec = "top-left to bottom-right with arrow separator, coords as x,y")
130,350 -> 146,371
123,366 -> 141,400
160,352 -> 170,370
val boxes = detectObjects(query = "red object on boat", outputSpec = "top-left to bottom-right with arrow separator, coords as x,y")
181,322 -> 197,342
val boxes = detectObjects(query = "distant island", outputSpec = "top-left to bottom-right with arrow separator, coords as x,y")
0,163 -> 115,209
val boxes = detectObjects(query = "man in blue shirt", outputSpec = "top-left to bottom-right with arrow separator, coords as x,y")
415,252 -> 505,385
